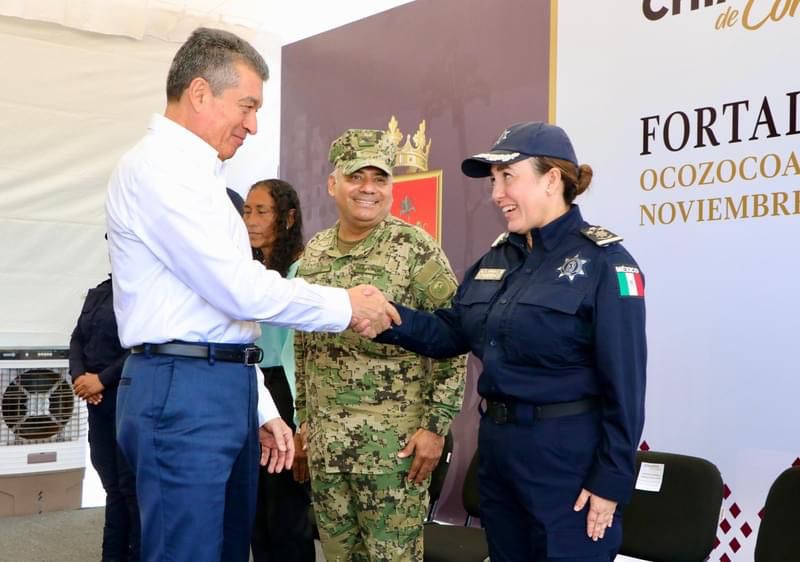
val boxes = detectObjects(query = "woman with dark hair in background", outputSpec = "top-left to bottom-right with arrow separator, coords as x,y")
376,122 -> 647,562
244,179 -> 315,562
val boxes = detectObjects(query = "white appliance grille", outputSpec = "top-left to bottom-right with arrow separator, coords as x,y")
0,349 -> 87,475
1,366 -> 84,445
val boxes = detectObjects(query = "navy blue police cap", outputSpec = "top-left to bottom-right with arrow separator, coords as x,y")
461,121 -> 578,178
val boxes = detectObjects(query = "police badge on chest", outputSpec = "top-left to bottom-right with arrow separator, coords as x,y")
556,254 -> 589,282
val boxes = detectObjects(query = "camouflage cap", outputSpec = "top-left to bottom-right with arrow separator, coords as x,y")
328,129 -> 397,175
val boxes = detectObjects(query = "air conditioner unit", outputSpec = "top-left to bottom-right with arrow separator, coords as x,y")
0,348 -> 87,517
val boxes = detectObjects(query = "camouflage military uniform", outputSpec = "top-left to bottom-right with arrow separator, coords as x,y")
296,130 -> 466,561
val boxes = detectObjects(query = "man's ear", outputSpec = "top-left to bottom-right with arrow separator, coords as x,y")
327,173 -> 337,197
186,76 -> 211,112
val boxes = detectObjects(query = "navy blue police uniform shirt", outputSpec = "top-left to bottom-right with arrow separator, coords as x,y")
377,205 -> 647,503
69,277 -> 129,390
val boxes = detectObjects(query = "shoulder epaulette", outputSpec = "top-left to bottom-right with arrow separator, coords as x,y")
581,225 -> 623,247
491,232 -> 510,248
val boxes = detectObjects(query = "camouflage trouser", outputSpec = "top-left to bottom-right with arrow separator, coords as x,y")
310,470 -> 429,562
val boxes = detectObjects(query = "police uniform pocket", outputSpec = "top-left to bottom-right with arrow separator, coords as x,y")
457,282 -> 498,349
505,285 -> 588,365
552,413 -> 601,474
458,282 -> 499,305
516,284 -> 584,313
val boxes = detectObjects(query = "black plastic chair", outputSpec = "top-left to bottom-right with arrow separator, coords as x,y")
754,465 -> 800,562
620,450 -> 724,562
424,449 -> 489,562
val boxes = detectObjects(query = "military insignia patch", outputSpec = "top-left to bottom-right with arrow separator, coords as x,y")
615,265 -> 644,297
581,225 -> 623,247
427,275 -> 457,305
475,268 -> 505,281
557,254 -> 589,282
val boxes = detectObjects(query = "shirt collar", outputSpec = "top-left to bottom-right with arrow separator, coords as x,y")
327,217 -> 391,258
533,204 -> 583,251
148,114 -> 224,177
508,204 -> 583,252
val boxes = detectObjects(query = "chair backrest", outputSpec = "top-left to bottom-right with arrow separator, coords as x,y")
754,466 -> 800,562
620,450 -> 723,562
461,449 -> 480,518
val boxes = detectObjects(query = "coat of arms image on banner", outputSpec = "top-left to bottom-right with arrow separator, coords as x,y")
385,116 -> 443,243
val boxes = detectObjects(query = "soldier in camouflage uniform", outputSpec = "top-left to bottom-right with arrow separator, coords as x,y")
294,129 -> 466,562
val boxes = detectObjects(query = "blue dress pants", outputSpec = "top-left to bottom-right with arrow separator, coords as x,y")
116,354 -> 259,562
477,411 -> 620,562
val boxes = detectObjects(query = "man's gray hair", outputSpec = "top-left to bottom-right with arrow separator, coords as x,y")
166,27 -> 269,101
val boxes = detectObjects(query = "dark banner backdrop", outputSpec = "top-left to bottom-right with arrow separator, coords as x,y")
281,0 -> 552,523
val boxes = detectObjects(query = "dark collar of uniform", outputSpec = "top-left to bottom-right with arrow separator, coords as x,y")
528,204 -> 584,252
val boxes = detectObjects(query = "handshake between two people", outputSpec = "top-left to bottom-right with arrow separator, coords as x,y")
259,284 -> 400,473
346,284 -> 402,338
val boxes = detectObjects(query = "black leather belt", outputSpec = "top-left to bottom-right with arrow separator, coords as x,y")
483,397 -> 599,425
131,341 -> 263,365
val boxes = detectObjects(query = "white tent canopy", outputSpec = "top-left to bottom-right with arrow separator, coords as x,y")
0,0 -> 412,42
0,1 -> 411,508
0,1 -> 410,347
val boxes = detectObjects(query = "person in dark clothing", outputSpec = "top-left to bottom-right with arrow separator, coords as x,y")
376,122 -> 647,562
70,276 -> 140,562
227,187 -> 245,216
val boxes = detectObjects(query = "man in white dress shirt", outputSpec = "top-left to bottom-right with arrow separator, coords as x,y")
105,27 -> 397,562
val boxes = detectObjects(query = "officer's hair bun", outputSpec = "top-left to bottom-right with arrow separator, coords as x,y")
575,164 -> 593,196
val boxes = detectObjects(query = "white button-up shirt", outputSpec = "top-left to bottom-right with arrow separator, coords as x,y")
106,114 -> 352,424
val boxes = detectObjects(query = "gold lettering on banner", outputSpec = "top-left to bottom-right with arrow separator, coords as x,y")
742,0 -> 800,30
699,161 -> 715,185
638,149 -> 800,227
639,190 -> 800,225
715,5 -> 741,28
639,151 -> 800,191
727,196 -> 748,219
753,193 -> 770,217
784,151 -> 800,176
644,0 -> 798,31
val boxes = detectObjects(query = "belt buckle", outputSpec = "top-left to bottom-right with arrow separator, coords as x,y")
493,402 -> 509,424
242,346 -> 263,366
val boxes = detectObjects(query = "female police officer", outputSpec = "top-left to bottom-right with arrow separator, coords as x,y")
376,121 -> 646,561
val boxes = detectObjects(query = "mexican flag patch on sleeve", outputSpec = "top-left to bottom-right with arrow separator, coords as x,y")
615,265 -> 644,297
